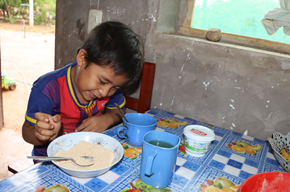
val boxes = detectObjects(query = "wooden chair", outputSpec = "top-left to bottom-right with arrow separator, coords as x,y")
125,62 -> 156,113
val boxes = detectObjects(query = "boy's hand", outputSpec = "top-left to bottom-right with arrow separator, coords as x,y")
76,116 -> 109,133
76,109 -> 123,133
35,112 -> 62,142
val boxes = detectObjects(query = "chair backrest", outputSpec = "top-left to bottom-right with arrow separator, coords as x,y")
125,62 -> 156,113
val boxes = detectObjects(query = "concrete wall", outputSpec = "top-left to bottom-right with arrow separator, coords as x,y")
55,0 -> 290,140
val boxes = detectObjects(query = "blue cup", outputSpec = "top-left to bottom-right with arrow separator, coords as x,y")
117,113 -> 157,147
140,131 -> 180,188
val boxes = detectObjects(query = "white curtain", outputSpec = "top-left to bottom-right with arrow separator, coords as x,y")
261,0 -> 290,36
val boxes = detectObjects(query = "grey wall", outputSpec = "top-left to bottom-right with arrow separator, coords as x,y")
55,0 -> 290,140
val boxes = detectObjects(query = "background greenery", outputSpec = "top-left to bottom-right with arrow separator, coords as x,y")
0,0 -> 56,25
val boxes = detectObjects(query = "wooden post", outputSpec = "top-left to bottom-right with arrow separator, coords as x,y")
23,19 -> 26,38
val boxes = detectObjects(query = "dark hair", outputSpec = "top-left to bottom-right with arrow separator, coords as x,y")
80,21 -> 144,86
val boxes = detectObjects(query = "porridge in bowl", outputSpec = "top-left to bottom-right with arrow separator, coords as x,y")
55,140 -> 114,170
47,132 -> 124,177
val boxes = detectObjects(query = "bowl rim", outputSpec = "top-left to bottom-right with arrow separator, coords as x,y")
48,132 -> 124,173
267,131 -> 290,163
238,172 -> 290,190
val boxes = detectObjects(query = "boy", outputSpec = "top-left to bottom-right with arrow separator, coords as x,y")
22,21 -> 144,156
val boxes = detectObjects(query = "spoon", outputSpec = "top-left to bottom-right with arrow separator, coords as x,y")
114,103 -> 129,122
27,156 -> 94,167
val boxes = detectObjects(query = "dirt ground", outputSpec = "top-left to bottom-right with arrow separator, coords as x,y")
0,20 -> 55,34
0,22 -> 55,180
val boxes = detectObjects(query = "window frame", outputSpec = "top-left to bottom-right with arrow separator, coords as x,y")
177,0 -> 290,55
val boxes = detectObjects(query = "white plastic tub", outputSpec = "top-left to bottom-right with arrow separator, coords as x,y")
183,125 -> 215,157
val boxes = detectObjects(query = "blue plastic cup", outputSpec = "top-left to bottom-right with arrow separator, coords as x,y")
140,130 -> 180,188
117,113 -> 157,147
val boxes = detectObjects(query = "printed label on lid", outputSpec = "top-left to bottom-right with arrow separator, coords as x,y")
190,128 -> 207,136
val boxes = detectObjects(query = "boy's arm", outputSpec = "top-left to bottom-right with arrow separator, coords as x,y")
75,108 -> 124,133
103,107 -> 125,127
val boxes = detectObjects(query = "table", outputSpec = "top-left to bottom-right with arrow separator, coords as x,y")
0,108 -> 286,192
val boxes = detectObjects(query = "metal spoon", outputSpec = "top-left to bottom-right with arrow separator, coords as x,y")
27,156 -> 94,167
114,103 -> 129,122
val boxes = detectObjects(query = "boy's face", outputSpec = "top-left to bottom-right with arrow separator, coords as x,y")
74,54 -> 129,103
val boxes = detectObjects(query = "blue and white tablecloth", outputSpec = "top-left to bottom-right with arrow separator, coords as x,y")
0,108 -> 286,192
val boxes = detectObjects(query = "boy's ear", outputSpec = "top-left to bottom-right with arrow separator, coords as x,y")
76,49 -> 87,67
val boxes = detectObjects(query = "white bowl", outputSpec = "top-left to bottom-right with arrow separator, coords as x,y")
47,132 -> 124,178
267,132 -> 290,173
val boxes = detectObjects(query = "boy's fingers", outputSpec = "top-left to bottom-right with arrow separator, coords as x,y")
36,120 -> 54,129
35,112 -> 49,123
76,123 -> 89,132
52,114 -> 61,123
35,129 -> 56,141
35,132 -> 49,141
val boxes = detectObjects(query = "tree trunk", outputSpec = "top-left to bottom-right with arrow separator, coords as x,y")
7,3 -> 12,18
0,9 -> 5,18
6,9 -> 10,18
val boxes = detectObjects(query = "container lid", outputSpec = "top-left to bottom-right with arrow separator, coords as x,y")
183,125 -> 215,142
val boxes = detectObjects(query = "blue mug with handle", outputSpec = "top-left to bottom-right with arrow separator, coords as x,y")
117,113 -> 157,147
140,130 -> 180,188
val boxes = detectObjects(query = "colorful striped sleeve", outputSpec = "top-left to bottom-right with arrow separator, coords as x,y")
106,89 -> 126,110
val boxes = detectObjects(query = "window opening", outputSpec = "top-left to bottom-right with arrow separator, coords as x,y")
191,0 -> 289,44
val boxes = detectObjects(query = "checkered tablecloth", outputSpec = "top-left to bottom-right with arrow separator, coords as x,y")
0,108 -> 286,192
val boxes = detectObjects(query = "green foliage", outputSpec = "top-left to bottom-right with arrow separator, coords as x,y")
0,0 -> 23,18
1,0 -> 56,25
19,3 -> 27,17
34,0 -> 56,16
8,15 -> 16,24
34,6 -> 45,25
3,16 -> 7,22
33,0 -> 56,25
0,0 -> 23,7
